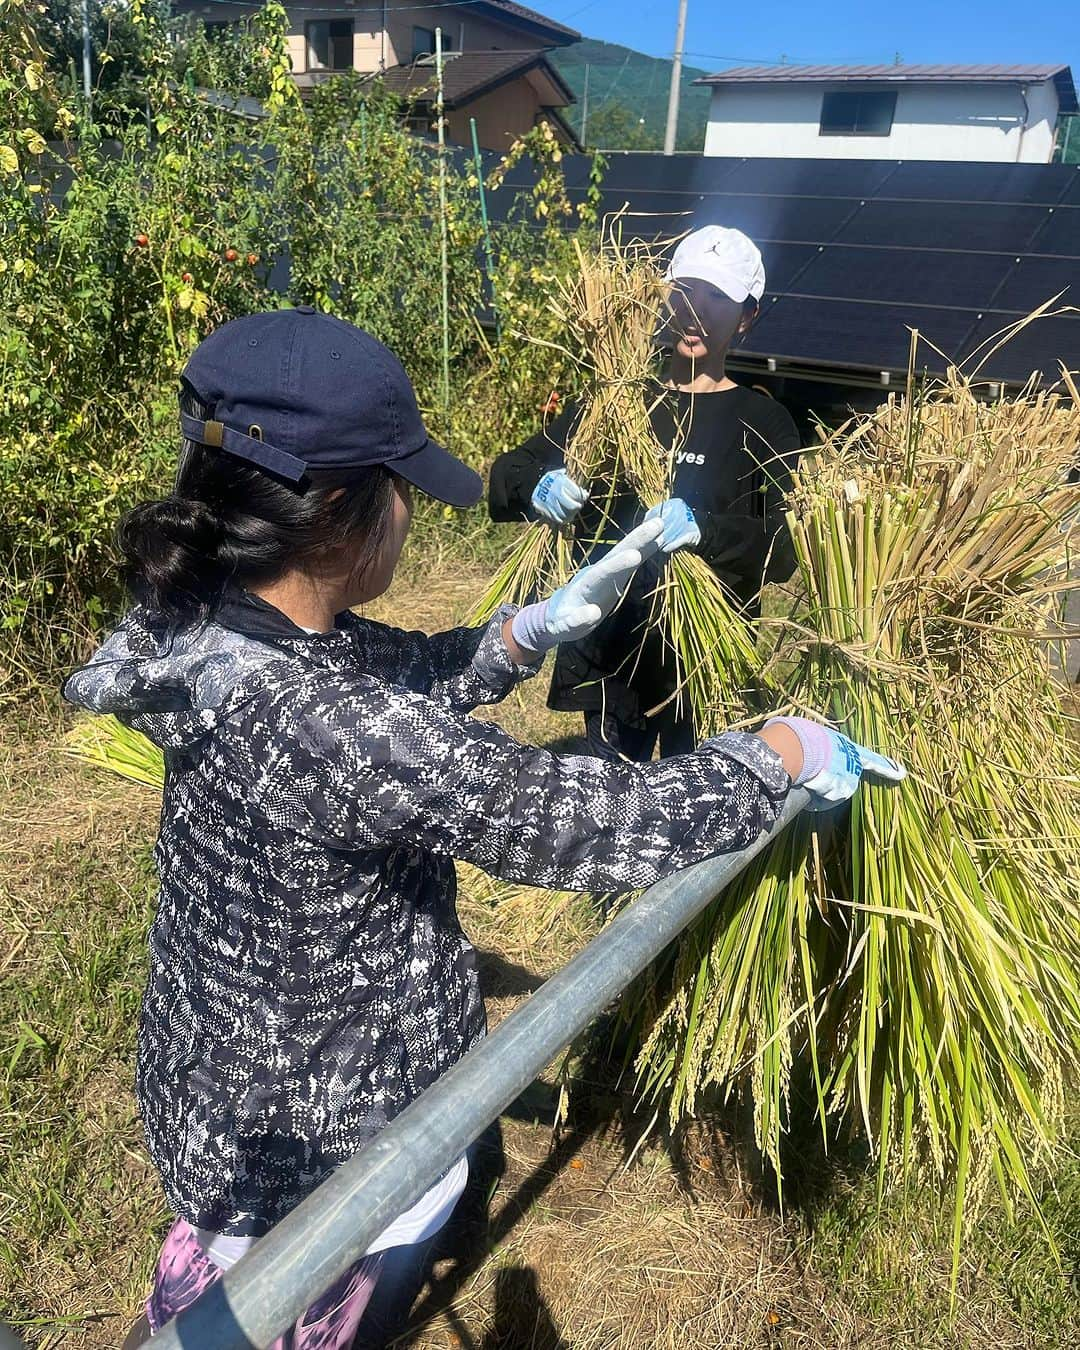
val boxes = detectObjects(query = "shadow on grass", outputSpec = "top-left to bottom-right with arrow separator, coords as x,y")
368,1028 -> 868,1350
473,949 -> 548,1000
355,1113 -> 589,1349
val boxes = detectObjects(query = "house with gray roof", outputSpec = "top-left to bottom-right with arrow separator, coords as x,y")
694,64 -> 1078,163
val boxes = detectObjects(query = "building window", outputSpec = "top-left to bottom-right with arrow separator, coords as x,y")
306,20 -> 353,72
819,90 -> 897,136
412,26 -> 454,61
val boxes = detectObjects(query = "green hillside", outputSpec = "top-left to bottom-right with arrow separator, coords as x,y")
549,38 -> 711,153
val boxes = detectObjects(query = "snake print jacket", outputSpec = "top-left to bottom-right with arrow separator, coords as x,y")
63,588 -> 789,1236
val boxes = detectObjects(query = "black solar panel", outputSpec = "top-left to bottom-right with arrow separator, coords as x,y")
590,212 -> 687,244
549,159 -> 594,191
834,200 -> 1049,252
991,257 -> 1079,312
598,155 -> 743,194
718,157 -> 899,199
1023,207 -> 1080,256
957,313 -> 1080,383
879,161 -> 1071,205
691,195 -> 858,243
744,296 -> 977,372
577,194 -> 689,242
484,153 -> 1079,386
591,190 -> 699,221
1057,168 -> 1080,207
757,242 -> 821,294
782,246 -> 1013,310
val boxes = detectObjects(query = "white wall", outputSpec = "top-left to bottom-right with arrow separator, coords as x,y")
702,80 -> 1061,163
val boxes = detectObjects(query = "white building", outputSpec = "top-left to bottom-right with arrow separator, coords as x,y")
696,64 -> 1077,163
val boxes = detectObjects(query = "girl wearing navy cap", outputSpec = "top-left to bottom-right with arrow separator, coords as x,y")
64,310 -> 901,1346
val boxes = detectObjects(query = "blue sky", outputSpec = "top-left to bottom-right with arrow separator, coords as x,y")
535,0 -> 1077,76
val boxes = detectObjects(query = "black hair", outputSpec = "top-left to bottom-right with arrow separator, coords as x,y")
119,386 -> 398,617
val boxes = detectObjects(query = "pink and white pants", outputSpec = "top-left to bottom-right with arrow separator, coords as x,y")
146,1217 -> 383,1347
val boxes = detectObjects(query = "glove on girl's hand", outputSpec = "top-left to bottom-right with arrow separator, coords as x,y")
644,498 -> 701,553
510,518 -> 664,654
531,469 -> 590,526
765,716 -> 906,810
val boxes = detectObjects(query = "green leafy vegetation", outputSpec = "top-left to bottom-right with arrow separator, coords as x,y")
1056,114 -> 1080,163
0,0 -> 594,699
550,37 -> 711,152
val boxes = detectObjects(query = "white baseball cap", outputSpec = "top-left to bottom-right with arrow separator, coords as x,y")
666,225 -> 766,304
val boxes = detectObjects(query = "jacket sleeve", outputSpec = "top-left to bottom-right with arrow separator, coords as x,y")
247,672 -> 791,894
341,606 -> 541,714
488,405 -> 581,522
694,406 -> 801,592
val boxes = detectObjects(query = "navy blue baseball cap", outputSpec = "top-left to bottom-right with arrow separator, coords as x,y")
179,307 -> 482,507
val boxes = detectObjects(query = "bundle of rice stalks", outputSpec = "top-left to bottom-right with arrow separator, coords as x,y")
473,237 -> 764,732
628,367 -> 1080,1273
65,713 -> 165,788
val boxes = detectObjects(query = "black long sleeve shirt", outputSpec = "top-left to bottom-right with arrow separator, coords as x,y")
489,382 -> 801,724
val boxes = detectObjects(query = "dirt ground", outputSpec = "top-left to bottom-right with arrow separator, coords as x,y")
1,567 -> 1076,1349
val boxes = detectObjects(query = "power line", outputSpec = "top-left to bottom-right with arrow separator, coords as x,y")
589,45 -> 633,115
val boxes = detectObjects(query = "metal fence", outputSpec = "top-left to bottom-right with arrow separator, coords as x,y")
2,789 -> 809,1349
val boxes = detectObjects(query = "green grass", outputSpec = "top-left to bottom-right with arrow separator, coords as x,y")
0,767 -> 166,1339
804,1134 -> 1080,1347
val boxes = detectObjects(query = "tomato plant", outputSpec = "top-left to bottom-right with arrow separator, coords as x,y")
0,0 -> 603,695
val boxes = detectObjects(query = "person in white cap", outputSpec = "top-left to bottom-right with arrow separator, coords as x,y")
488,224 -> 801,763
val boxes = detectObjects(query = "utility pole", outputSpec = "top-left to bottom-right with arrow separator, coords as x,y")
663,0 -> 688,155
81,0 -> 92,108
580,62 -> 590,147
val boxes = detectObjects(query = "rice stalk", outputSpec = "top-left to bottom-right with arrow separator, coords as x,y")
64,714 -> 164,789
627,364 -> 1080,1256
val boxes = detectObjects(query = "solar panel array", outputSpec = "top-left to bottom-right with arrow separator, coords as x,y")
486,154 -> 1080,387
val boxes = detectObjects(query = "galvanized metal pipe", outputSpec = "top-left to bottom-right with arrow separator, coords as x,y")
153,789 -> 810,1349
0,1323 -> 27,1349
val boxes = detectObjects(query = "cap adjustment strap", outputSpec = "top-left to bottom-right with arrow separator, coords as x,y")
180,412 -> 307,483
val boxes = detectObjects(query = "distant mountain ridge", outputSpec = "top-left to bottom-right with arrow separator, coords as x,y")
549,37 -> 711,152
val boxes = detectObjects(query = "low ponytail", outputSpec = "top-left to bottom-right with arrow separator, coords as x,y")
118,496 -> 229,615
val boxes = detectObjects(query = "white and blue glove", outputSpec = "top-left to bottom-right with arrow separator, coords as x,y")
510,518 -> 665,654
765,716 -> 906,810
644,497 -> 701,553
531,469 -> 590,526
